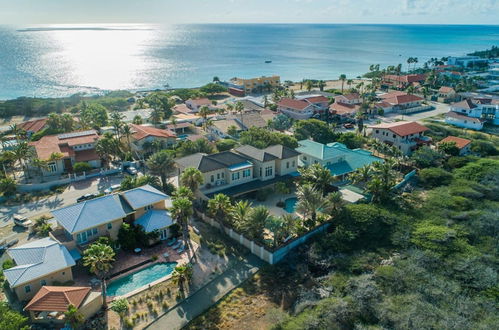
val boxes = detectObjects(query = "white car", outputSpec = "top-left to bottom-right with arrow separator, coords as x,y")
104,184 -> 121,194
13,215 -> 33,228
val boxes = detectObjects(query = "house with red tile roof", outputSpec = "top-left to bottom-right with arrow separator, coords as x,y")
439,136 -> 472,155
368,121 -> 431,155
383,74 -> 426,89
376,92 -> 425,113
438,86 -> 458,103
185,98 -> 217,113
330,102 -> 360,117
129,124 -> 177,154
334,93 -> 361,105
24,286 -> 102,325
18,118 -> 48,137
277,98 -> 316,120
29,130 -> 101,176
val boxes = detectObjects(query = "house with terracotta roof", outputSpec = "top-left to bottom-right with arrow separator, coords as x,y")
185,98 -> 215,113
128,124 -> 177,153
368,121 -> 431,155
29,130 -> 101,176
439,136 -> 472,155
383,74 -> 426,89
277,98 -> 316,120
376,92 -> 425,114
50,185 -> 172,248
24,286 -> 102,325
18,118 -> 48,137
3,238 -> 76,301
438,86 -> 458,103
334,93 -> 361,105
330,102 -> 360,117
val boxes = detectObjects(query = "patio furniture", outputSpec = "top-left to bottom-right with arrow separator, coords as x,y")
134,248 -> 142,253
177,246 -> 185,254
167,237 -> 177,246
172,240 -> 183,249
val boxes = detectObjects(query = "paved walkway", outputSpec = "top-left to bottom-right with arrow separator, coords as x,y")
146,254 -> 264,330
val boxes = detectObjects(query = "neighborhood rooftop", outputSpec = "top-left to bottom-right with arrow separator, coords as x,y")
135,209 -> 174,233
24,286 -> 91,312
3,238 -> 75,288
120,184 -> 168,210
368,121 -> 429,136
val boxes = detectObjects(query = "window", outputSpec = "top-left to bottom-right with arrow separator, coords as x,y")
40,280 -> 47,286
107,223 -> 112,230
231,172 -> 240,181
375,130 -> 379,134
392,134 -> 396,138
87,229 -> 93,237
217,173 -> 220,180
47,162 -> 57,173
25,285 -> 31,293
259,168 -> 262,176
62,272 -> 65,275
144,205 -> 153,211
211,175 -> 214,183
243,169 -> 251,178
92,228 -> 98,235
265,166 -> 273,176
303,156 -> 307,160
292,161 -> 295,167
221,172 -> 224,178
286,162 -> 289,169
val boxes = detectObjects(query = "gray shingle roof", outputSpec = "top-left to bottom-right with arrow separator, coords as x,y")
176,151 -> 251,173
120,184 -> 168,210
4,238 -> 75,288
264,145 -> 301,159
235,145 -> 278,162
52,194 -> 127,234
134,210 -> 173,233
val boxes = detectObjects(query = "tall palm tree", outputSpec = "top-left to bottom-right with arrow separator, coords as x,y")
110,111 -> 124,139
231,200 -> 252,231
199,106 -> 211,131
12,141 -> 32,180
243,206 -> 270,241
349,164 -> 372,185
146,150 -> 175,192
281,213 -> 299,238
339,74 -> 347,93
327,191 -> 344,217
171,264 -> 193,296
305,80 -> 314,92
31,158 -> 49,180
295,184 -> 329,226
82,243 -> 115,308
173,186 -> 194,200
171,196 -> 194,256
64,304 -> 84,329
318,80 -> 326,91
207,193 -> 233,226
149,108 -> 163,126
299,163 -> 334,196
234,101 -> 245,130
121,124 -> 133,153
180,167 -> 204,194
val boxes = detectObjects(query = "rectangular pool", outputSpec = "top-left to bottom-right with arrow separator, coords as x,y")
107,262 -> 177,296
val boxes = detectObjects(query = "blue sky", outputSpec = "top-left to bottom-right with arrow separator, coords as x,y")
1,0 -> 498,25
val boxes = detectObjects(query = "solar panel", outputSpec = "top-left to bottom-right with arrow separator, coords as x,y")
58,130 -> 96,139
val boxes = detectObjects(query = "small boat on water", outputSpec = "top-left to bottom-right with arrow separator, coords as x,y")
265,60 -> 272,63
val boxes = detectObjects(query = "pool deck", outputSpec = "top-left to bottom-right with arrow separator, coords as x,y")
250,192 -> 296,217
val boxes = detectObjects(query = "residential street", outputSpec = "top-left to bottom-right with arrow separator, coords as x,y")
0,174 -> 125,226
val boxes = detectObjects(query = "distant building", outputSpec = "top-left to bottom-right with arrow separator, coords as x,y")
447,56 -> 488,68
185,98 -> 213,113
368,121 -> 431,155
438,86 -> 459,103
445,98 -> 499,130
228,75 -> 280,95
334,93 -> 361,105
277,95 -> 329,120
29,130 -> 101,175
18,118 -> 48,137
296,140 -> 382,180
209,119 -> 242,139
375,92 -> 425,114
383,74 -> 426,89
439,136 -> 472,155
128,124 -> 177,153
445,110 -> 485,130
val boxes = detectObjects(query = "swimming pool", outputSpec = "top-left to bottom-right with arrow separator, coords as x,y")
177,134 -> 189,140
284,197 -> 298,213
106,262 -> 177,296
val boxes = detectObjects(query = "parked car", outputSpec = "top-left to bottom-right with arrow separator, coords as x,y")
104,184 -> 121,194
13,215 -> 33,228
343,123 -> 355,129
125,166 -> 138,176
77,193 -> 98,203
0,238 -> 19,251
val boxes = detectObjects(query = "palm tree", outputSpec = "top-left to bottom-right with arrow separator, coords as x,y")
180,167 -> 204,194
318,80 -> 326,91
347,79 -> 353,91
146,150 -> 175,192
12,141 -> 32,181
226,103 -> 234,114
326,191 -> 344,217
121,124 -> 133,153
349,164 -> 372,185
339,74 -> 347,93
149,108 -> 163,126
82,243 -> 115,308
173,186 -> 194,200
171,197 -> 194,257
207,193 -> 233,226
281,213 -> 299,239
299,163 -> 334,196
31,158 -> 49,180
64,304 -> 84,329
231,200 -> 252,231
110,111 -> 124,139
243,206 -> 270,241
305,80 -> 314,92
234,101 -> 245,130
171,264 -> 193,295
295,184 -> 329,227
199,106 -> 211,131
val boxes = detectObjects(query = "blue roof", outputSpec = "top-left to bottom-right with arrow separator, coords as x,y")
4,238 -> 75,287
297,139 -> 382,176
121,184 -> 168,210
134,210 -> 173,233
69,249 -> 82,261
52,194 -> 127,234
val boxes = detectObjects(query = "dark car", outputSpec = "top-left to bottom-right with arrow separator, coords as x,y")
77,193 -> 98,203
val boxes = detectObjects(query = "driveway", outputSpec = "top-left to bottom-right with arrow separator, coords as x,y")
0,174 -> 125,226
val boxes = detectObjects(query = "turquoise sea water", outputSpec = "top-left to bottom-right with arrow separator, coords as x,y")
0,24 -> 498,99
106,262 -> 177,296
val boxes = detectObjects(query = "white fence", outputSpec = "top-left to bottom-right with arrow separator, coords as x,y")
196,211 -> 330,264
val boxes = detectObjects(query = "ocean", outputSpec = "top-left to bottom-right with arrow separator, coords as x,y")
0,24 -> 498,100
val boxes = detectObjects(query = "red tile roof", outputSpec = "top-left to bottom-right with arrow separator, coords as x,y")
384,74 -> 426,83
187,98 -> 211,106
24,286 -> 91,312
75,149 -> 100,162
303,96 -> 329,103
338,93 -> 360,101
369,121 -> 429,137
19,118 -> 48,133
130,124 -> 176,140
438,86 -> 455,94
29,130 -> 99,160
379,91 -> 407,99
439,136 -> 472,149
277,98 -> 310,111
330,102 -> 359,115
383,94 -> 423,105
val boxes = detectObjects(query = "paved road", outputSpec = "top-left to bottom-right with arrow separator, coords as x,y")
0,174 -> 125,226
146,254 -> 264,330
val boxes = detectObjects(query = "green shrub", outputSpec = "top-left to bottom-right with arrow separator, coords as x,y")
73,162 -> 92,173
2,260 -> 14,270
418,167 -> 453,187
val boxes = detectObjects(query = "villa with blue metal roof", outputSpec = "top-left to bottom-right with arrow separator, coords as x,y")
3,237 -> 76,301
296,140 -> 383,179
50,185 -> 173,247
